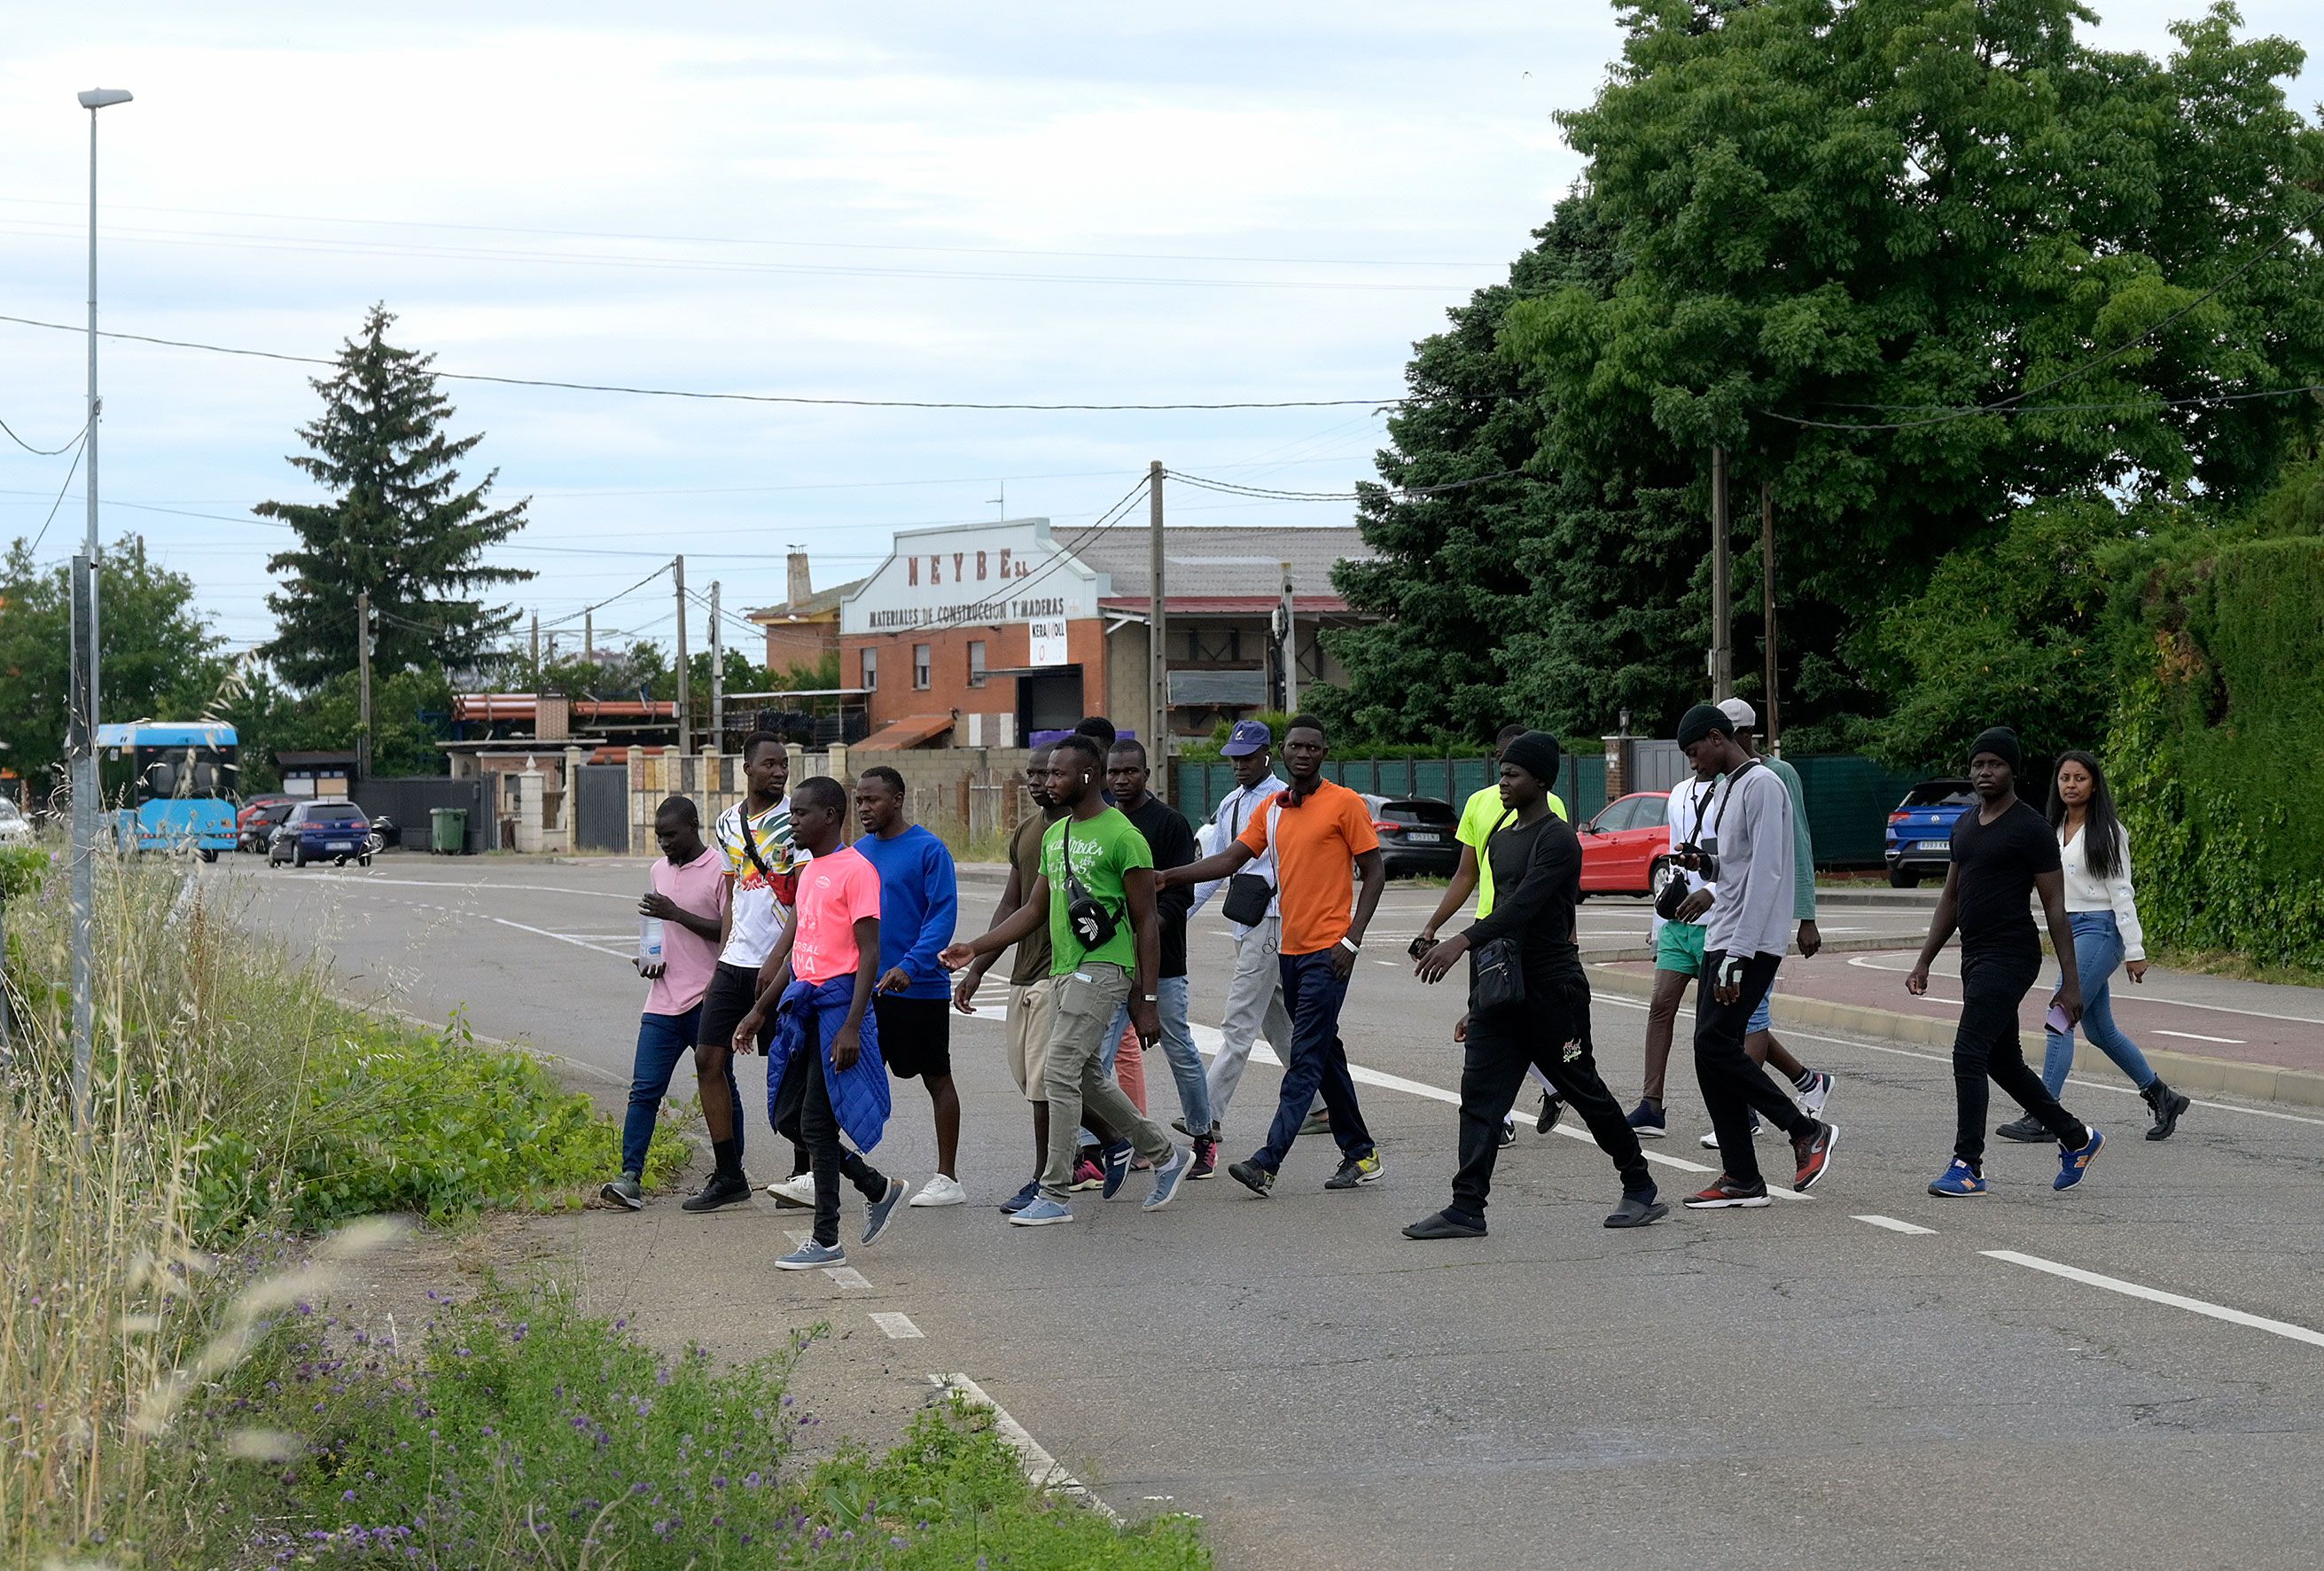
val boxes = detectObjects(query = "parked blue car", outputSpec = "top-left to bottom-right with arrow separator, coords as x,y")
1884,779 -> 1975,887
268,798 -> 373,868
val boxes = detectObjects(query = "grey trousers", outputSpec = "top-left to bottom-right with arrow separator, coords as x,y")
1207,912 -> 1299,1124
1041,963 -> 1174,1200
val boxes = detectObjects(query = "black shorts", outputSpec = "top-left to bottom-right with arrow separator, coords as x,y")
874,994 -> 952,1080
698,962 -> 773,1055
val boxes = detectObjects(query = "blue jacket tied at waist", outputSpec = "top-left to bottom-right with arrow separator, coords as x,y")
766,975 -> 891,1153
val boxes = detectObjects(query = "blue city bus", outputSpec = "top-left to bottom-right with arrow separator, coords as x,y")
96,722 -> 239,858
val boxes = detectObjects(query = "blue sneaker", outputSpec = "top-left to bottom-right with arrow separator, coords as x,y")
1100,1139 -> 1135,1200
1143,1146 -> 1192,1211
998,1178 -> 1041,1215
862,1176 -> 909,1245
1626,1099 -> 1666,1139
1928,1159 -> 1987,1198
2054,1126 -> 2104,1191
776,1240 -> 846,1270
1008,1196 -> 1075,1227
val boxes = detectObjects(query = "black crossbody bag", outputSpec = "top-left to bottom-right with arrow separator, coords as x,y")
1219,790 -> 1278,927
1469,809 -> 1526,1013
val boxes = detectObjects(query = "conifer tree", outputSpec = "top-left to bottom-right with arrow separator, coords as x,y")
258,304 -> 532,688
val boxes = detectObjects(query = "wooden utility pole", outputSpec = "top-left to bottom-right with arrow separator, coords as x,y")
1278,561 -> 1298,715
529,610 -> 541,676
673,555 -> 690,755
1710,445 -> 1734,700
356,589 -> 372,780
1148,460 -> 1168,802
584,609 -> 594,661
1760,481 -> 1782,754
709,579 -> 725,749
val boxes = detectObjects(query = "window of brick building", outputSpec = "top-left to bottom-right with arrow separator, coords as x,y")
862,647 -> 879,690
968,639 -> 987,687
913,643 -> 932,690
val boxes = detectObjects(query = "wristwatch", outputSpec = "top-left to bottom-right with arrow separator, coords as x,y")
1142,993 -> 1159,1004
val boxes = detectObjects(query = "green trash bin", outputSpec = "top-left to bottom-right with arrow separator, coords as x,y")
429,807 -> 469,856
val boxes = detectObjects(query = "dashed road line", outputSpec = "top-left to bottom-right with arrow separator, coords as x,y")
1984,1249 -> 2324,1350
2156,1028 -> 2246,1044
871,1311 -> 924,1339
933,1373 -> 1119,1521
824,1265 -> 871,1290
1852,1214 -> 1937,1235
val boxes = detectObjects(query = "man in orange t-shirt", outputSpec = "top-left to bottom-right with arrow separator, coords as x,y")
1159,714 -> 1386,1194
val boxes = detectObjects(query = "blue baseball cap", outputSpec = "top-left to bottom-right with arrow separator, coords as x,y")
1220,719 -> 1274,757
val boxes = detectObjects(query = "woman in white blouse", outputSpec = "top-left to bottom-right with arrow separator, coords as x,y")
1998,751 -> 2190,1143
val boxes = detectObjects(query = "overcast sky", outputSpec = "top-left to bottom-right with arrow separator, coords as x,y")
4,2 -> 2316,658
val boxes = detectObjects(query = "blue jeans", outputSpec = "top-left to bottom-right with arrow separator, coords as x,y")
1255,950 -> 1376,1171
2041,911 -> 2156,1095
621,1005 -> 706,1177
1104,974 -> 1212,1136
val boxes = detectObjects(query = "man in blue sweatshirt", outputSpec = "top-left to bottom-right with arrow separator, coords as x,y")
854,767 -> 964,1207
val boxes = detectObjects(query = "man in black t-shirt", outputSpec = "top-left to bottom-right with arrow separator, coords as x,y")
1907,727 -> 2104,1196
1102,740 -> 1214,1163
1406,732 -> 1664,1239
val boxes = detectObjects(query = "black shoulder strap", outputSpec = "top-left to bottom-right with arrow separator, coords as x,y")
737,803 -> 776,881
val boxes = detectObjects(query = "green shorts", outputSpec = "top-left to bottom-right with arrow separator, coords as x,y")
1655,918 -> 1706,976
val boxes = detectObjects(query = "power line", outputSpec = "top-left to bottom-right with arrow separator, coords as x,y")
540,561 -> 673,629
0,193 -> 1501,270
1757,196 -> 2324,434
1,410 -> 90,457
0,313 -> 1400,411
27,431 -> 88,552
1760,382 -> 2324,430
1162,466 -> 1528,501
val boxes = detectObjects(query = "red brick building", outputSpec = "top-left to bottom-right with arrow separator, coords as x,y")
837,518 -> 1370,750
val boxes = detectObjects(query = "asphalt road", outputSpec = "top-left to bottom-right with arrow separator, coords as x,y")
218,853 -> 2324,1571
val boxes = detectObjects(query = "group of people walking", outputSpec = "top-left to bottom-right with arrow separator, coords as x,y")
602,703 -> 2185,1268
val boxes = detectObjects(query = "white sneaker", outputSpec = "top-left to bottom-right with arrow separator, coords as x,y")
908,1174 -> 967,1208
765,1174 -> 816,1207
1698,1113 -> 1763,1150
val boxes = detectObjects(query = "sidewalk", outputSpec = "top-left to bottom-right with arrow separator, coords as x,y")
1591,946 -> 2324,1110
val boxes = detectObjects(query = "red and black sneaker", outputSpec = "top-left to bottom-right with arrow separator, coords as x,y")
1189,1135 -> 1219,1180
1682,1175 -> 1771,1209
1792,1121 -> 1838,1192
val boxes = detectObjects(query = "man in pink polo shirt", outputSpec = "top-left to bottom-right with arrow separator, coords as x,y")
735,777 -> 909,1270
602,796 -> 729,1209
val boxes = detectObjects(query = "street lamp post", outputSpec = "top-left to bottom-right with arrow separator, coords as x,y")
69,86 -> 131,1127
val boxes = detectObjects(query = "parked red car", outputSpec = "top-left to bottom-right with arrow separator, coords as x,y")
235,793 -> 300,855
1577,790 -> 1673,897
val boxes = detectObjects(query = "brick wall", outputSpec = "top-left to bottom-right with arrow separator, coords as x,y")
842,619 -> 1111,737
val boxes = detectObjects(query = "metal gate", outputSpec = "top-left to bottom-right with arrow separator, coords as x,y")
575,763 -> 629,853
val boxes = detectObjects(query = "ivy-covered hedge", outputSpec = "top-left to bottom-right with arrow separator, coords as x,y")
2107,533 -> 2324,970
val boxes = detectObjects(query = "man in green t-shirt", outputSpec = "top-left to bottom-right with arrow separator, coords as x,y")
1416,723 -> 1572,1139
941,733 -> 1190,1226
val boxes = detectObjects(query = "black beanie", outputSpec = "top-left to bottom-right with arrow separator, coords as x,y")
1675,703 -> 1730,748
1969,726 -> 2022,772
1501,730 -> 1561,785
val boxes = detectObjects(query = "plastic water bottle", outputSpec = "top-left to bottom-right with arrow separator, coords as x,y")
639,915 -> 666,965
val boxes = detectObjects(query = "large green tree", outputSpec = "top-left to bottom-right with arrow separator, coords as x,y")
258,304 -> 533,689
1490,0 -> 2324,742
0,536 -> 230,789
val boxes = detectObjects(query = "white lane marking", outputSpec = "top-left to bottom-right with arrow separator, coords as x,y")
1983,1249 -> 2324,1350
1591,995 -> 2324,1129
784,1229 -> 810,1247
1844,952 -> 2324,1028
824,1266 -> 871,1290
1853,1214 -> 1937,1235
2155,1029 -> 2247,1044
871,1311 -> 924,1339
348,891 -> 636,959
1371,958 -> 1401,967
1184,1021 -> 1795,1194
296,871 -> 636,900
934,1373 -> 1120,1521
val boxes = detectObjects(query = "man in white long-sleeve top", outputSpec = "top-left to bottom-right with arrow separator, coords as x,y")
1673,704 -> 1838,1208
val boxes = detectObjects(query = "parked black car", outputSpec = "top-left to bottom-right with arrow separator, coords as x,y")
1361,794 -> 1461,879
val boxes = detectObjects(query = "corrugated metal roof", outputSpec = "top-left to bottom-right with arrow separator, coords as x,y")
1073,526 -> 1371,601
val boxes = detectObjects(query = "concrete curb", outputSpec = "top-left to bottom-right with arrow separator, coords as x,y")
1586,962 -> 2324,1113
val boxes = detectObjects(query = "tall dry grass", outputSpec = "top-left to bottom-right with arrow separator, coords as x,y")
0,852 -> 382,1565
